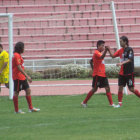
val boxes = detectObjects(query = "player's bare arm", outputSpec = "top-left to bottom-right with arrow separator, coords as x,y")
100,47 -> 108,59
89,59 -> 93,70
116,59 -> 131,67
17,65 -> 32,83
106,46 -> 116,58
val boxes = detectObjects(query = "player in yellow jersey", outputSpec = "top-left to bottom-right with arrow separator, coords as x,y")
0,44 -> 9,92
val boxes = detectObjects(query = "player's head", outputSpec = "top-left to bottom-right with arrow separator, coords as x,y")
120,36 -> 129,48
14,42 -> 24,54
0,44 -> 3,52
96,40 -> 105,52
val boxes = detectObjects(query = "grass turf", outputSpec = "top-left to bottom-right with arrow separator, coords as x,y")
0,94 -> 140,140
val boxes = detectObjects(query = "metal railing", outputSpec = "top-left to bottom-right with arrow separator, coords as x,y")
24,57 -> 140,71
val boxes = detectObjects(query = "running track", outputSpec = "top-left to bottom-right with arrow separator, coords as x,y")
0,79 -> 140,96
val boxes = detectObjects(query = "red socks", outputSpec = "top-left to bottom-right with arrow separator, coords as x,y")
83,91 -> 114,105
118,91 -> 123,102
134,89 -> 140,98
13,95 -> 18,112
106,92 -> 113,105
13,95 -> 33,112
26,96 -> 33,109
118,92 -> 123,106
82,89 -> 140,106
83,90 -> 94,104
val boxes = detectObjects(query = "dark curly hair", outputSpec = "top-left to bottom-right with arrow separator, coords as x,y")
120,36 -> 129,46
14,42 -> 24,54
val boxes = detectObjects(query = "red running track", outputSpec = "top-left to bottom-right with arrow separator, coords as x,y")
0,78 -> 140,97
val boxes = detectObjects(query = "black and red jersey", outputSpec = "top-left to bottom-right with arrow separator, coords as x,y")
12,52 -> 25,80
113,46 -> 134,75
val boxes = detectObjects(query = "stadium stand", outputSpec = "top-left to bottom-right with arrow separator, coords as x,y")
0,0 -> 140,59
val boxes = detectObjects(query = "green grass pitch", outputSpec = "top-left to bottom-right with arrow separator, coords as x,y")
0,94 -> 140,140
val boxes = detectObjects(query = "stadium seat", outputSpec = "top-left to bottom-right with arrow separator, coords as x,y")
0,0 -> 140,59
2,0 -> 140,6
5,32 -> 140,42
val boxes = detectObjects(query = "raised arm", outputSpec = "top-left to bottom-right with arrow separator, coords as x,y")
106,46 -> 116,58
100,47 -> 108,59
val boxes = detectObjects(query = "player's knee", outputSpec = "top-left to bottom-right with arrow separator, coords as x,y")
26,88 -> 31,95
14,91 -> 19,96
105,86 -> 110,92
119,86 -> 123,92
92,87 -> 97,93
128,87 -> 134,93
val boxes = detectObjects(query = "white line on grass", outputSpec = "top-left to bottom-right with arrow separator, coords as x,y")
0,117 -> 140,130
0,123 -> 56,130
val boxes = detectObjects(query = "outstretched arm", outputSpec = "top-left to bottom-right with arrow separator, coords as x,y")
106,46 -> 116,58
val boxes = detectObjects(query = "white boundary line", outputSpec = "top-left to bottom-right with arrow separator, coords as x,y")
1,83 -> 140,88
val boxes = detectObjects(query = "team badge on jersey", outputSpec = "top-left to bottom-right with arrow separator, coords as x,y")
129,79 -> 133,86
124,52 -> 127,56
129,51 -> 133,58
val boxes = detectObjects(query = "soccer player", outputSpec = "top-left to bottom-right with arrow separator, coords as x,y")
12,42 -> 40,114
107,36 -> 140,108
81,40 -> 114,107
0,44 -> 9,92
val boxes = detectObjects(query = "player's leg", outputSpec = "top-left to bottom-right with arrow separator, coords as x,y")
23,79 -> 33,110
114,86 -> 124,108
13,91 -> 19,113
81,76 -> 98,107
13,80 -> 25,114
24,80 -> 40,112
101,77 -> 114,106
126,74 -> 140,97
129,87 -> 140,97
13,80 -> 19,113
105,86 -> 114,106
82,87 -> 98,105
25,88 -> 34,111
118,86 -> 123,106
3,73 -> 9,89
116,75 -> 126,107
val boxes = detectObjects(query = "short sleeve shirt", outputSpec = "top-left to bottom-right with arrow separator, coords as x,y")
92,50 -> 106,77
113,47 -> 134,75
12,52 -> 25,80
0,50 -> 9,74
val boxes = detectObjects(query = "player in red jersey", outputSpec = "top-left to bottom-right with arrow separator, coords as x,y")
107,36 -> 140,108
12,42 -> 40,114
81,40 -> 114,107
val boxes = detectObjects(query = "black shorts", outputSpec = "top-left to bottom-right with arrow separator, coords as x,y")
92,75 -> 109,88
14,79 -> 29,92
118,74 -> 134,88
